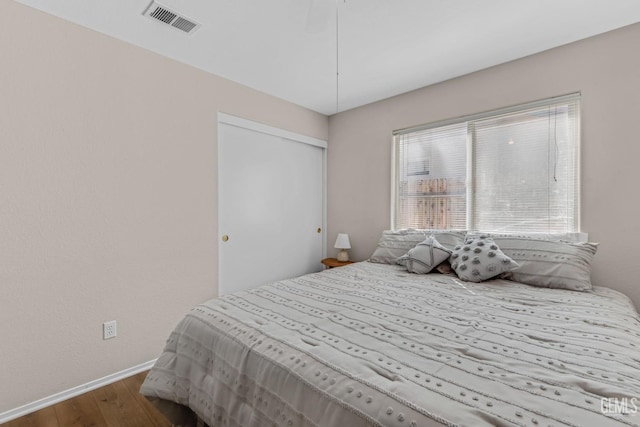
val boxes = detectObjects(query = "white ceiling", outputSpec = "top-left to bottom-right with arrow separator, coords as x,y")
14,0 -> 640,115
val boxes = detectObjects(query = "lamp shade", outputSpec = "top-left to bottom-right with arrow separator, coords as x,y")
334,233 -> 351,249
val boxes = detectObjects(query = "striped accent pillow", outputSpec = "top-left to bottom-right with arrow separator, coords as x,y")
467,233 -> 598,291
402,237 -> 452,274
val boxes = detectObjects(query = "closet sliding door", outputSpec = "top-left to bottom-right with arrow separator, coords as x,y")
218,114 -> 326,295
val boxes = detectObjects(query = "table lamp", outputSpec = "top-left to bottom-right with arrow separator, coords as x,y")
334,233 -> 351,262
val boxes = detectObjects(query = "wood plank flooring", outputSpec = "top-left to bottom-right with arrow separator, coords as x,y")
3,371 -> 171,427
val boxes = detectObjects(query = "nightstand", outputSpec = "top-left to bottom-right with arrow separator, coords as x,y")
321,258 -> 355,269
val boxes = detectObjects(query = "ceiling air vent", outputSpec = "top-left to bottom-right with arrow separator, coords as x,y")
143,1 -> 200,34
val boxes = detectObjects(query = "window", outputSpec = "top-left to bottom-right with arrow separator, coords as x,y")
392,94 -> 580,233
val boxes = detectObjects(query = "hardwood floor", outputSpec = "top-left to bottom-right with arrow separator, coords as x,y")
3,371 -> 171,427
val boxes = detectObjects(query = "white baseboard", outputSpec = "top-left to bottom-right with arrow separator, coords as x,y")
0,359 -> 157,424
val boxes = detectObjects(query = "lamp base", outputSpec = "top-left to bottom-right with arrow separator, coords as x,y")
336,249 -> 349,262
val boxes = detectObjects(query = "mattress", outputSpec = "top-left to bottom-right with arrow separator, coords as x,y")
140,262 -> 640,427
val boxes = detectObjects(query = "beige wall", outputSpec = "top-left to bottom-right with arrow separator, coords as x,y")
0,1 -> 327,414
327,23 -> 640,310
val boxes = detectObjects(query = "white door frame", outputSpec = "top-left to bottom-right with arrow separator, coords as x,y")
217,112 -> 327,291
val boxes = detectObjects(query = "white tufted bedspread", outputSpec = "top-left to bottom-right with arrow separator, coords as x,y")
140,262 -> 640,427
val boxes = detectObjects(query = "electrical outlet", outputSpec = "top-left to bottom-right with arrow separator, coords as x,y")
103,320 -> 117,340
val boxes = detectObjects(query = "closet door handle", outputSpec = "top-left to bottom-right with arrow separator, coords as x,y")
222,235 -> 229,242
317,228 -> 322,234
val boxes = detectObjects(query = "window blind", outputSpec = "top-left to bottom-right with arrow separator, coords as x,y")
472,102 -> 579,233
395,122 -> 467,230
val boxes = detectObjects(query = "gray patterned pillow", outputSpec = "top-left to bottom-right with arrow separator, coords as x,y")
467,231 -> 587,243
400,237 -> 451,274
450,236 -> 519,282
369,229 -> 427,264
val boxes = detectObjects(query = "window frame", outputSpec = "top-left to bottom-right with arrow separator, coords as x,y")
391,93 -> 581,232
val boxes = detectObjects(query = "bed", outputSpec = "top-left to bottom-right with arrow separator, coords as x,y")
140,257 -> 640,427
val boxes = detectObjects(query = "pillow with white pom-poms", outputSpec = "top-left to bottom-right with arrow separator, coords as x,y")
450,235 -> 518,282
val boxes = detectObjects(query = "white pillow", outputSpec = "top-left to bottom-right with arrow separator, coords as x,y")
400,237 -> 451,274
450,236 -> 519,282
467,233 -> 598,291
429,231 -> 466,251
468,231 -> 588,243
